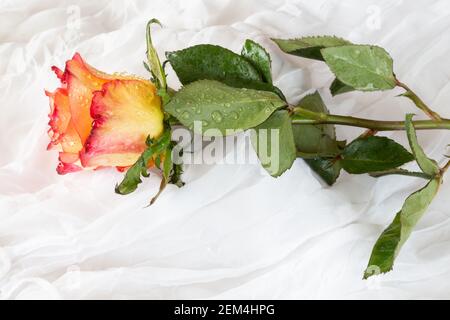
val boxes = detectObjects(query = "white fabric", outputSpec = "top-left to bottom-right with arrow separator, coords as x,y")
1,0 -> 450,299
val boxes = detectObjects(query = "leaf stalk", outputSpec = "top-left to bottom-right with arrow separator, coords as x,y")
396,80 -> 442,121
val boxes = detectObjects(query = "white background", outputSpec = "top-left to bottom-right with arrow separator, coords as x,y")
1,0 -> 450,299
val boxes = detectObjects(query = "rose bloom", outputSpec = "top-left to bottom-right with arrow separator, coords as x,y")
46,53 -> 164,174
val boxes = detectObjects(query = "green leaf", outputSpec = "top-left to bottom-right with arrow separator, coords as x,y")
165,80 -> 286,136
169,162 -> 185,188
305,158 -> 342,186
167,44 -> 260,84
341,136 -> 414,174
291,92 -> 344,185
292,92 -> 342,154
146,19 -> 167,92
115,130 -> 171,195
272,36 -> 352,61
321,45 -> 396,91
166,44 -> 282,96
405,114 -> 440,176
330,78 -> 354,96
251,110 -> 296,177
364,176 -> 441,278
241,39 -> 273,84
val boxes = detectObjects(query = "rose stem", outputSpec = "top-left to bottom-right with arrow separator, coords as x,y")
291,107 -> 450,131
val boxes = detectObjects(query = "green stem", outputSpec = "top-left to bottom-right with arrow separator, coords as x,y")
370,169 -> 432,180
396,80 -> 442,121
291,107 -> 450,131
296,151 -> 336,159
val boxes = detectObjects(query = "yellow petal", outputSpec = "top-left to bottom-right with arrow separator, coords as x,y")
80,79 -> 164,168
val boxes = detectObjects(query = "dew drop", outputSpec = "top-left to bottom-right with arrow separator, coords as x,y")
211,111 -> 223,123
181,111 -> 191,120
229,111 -> 239,120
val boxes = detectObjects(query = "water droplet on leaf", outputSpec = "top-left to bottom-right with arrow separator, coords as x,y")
181,111 -> 191,120
229,112 -> 239,120
211,111 -> 223,123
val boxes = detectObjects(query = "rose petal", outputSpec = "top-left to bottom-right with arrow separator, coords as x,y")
64,53 -> 115,144
46,88 -> 83,152
80,79 -> 164,168
46,88 -> 70,149
56,152 -> 82,175
47,53 -> 162,174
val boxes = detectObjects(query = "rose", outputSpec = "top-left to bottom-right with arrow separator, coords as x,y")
46,53 -> 164,174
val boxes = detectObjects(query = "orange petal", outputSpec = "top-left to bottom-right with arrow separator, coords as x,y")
47,53 -> 157,174
46,88 -> 84,152
56,152 -> 82,175
46,88 -> 71,149
80,79 -> 164,168
64,53 -> 116,144
60,121 -> 83,154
